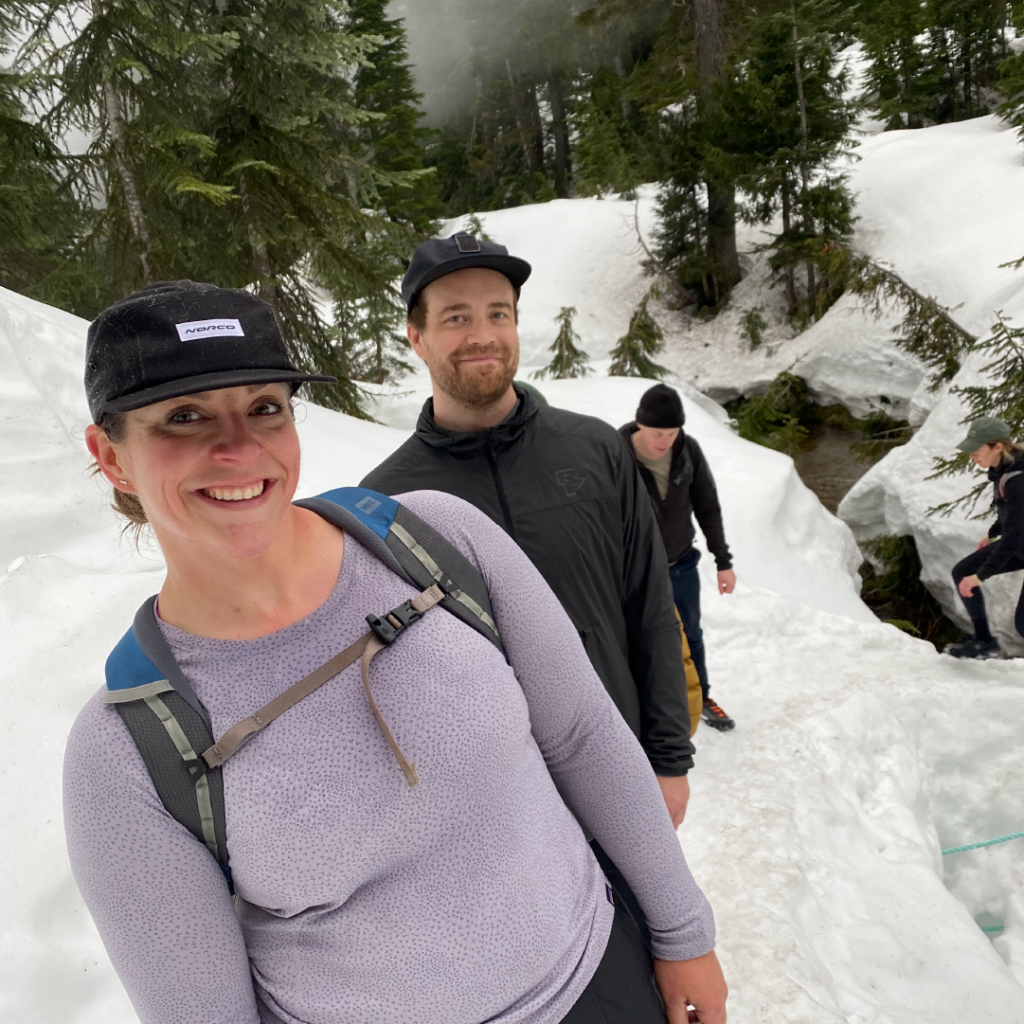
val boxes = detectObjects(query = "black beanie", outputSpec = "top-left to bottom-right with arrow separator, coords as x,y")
636,383 -> 684,429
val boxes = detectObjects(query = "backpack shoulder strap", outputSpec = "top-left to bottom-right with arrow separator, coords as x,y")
102,486 -> 503,891
103,609 -> 231,890
296,487 -> 505,655
999,470 -> 1023,500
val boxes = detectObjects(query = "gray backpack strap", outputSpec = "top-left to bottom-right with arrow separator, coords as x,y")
103,618 -> 231,889
203,584 -> 445,788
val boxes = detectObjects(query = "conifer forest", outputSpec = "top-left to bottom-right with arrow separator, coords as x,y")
3,0 -> 1024,413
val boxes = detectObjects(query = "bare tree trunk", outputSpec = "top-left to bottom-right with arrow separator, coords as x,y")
693,0 -> 741,293
525,83 -> 545,173
612,51 -> 630,118
94,0 -> 153,286
548,68 -> 570,196
506,59 -> 538,173
791,7 -> 816,308
239,174 -> 281,322
693,0 -> 724,87
781,180 -> 797,316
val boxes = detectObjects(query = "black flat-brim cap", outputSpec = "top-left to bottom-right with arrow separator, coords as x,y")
85,280 -> 336,422
402,233 -> 532,313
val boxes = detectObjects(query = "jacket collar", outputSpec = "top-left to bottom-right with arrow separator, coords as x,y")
414,383 -> 540,454
989,449 -> 1024,486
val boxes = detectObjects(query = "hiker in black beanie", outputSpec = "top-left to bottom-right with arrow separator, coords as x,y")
620,384 -> 737,731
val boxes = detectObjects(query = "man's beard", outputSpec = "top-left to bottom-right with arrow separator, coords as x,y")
433,343 -> 519,412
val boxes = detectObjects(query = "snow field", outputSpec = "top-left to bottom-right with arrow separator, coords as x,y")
838,116 -> 1024,646
5,105 -> 1024,1021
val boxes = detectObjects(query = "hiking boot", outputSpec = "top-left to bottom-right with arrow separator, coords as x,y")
701,698 -> 735,731
945,637 -> 1001,660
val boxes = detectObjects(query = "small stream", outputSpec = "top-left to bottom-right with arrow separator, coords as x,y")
792,420 -> 875,515
787,410 -> 963,649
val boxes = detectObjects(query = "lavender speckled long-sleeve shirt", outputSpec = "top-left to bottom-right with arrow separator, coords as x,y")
64,491 -> 714,1024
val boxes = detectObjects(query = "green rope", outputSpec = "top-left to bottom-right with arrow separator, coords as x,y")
942,830 -> 1024,856
981,925 -> 1004,934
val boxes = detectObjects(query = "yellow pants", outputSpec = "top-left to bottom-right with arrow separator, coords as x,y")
676,608 -> 703,736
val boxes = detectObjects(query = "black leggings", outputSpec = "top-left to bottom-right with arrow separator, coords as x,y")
558,901 -> 666,1024
952,546 -> 1024,641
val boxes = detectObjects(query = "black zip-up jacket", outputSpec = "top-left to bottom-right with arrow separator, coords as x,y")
979,451 -> 1024,580
619,423 -> 733,570
361,387 -> 694,776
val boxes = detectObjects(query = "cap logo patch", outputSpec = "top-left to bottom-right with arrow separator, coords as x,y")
455,234 -> 481,253
175,318 -> 245,341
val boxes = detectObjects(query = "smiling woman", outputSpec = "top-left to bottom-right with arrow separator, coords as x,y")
64,280 -> 725,1024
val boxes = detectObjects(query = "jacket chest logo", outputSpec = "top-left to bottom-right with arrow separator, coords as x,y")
555,468 -> 587,497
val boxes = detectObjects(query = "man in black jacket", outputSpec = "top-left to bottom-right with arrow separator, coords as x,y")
361,233 -> 694,832
621,384 -> 737,731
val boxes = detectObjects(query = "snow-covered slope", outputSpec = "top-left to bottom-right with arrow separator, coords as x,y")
457,117 -> 1024,429
838,117 -> 1024,651
5,281 -> 1024,1022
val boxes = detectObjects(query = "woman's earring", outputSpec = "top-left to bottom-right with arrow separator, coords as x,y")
119,479 -> 129,485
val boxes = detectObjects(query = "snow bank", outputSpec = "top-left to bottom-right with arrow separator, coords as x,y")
5,239 -> 1024,1019
838,116 -> 1024,651
456,191 -> 921,417
365,367 -> 870,622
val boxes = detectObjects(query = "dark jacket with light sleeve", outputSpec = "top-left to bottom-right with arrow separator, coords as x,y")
361,386 -> 694,777
619,422 -> 732,570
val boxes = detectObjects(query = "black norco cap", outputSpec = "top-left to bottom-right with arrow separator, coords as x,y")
401,233 -> 532,314
84,280 -> 337,422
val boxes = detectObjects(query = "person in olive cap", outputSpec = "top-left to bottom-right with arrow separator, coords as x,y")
946,416 -> 1024,659
620,385 -> 737,730
361,233 -> 697,946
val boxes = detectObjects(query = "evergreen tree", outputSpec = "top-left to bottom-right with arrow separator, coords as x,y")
608,291 -> 669,378
998,5 -> 1024,140
859,0 -> 1011,129
348,0 -> 441,236
0,12 -> 83,297
26,0 -> 428,413
335,0 -> 442,389
725,0 -> 858,321
926,0 -> 1007,124
857,0 -> 935,129
534,306 -> 592,379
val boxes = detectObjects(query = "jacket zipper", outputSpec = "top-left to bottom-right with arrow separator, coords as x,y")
485,444 -> 517,540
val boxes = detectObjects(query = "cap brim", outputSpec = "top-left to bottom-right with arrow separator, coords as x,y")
99,368 -> 338,416
407,254 -> 532,311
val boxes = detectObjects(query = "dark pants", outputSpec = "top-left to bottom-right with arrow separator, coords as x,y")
952,546 -> 1024,642
670,549 -> 708,699
558,901 -> 666,1024
590,840 -> 651,951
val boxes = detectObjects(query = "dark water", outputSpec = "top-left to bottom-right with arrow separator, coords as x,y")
792,420 -> 873,514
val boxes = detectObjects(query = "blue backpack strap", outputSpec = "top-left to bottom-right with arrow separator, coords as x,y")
101,597 -> 211,724
296,487 -> 504,654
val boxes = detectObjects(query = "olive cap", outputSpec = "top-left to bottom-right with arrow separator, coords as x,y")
956,416 -> 1012,453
